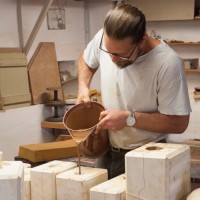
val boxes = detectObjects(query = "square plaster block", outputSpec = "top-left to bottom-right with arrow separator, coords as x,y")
31,160 -> 77,200
187,188 -> 200,200
125,142 -> 191,200
56,166 -> 108,200
90,173 -> 126,200
0,161 -> 24,200
23,168 -> 31,200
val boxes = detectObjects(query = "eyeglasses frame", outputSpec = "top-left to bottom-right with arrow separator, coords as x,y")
99,33 -> 140,60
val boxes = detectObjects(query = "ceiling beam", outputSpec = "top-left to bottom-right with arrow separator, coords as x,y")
17,0 -> 24,51
24,0 -> 53,56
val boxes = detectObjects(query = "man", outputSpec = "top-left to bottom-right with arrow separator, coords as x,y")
76,4 -> 191,179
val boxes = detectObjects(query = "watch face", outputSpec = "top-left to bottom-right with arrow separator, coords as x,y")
126,115 -> 136,126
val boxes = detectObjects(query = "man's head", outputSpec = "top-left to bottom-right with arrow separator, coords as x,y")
101,4 -> 146,68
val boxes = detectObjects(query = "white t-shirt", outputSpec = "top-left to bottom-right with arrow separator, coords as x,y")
84,29 -> 191,149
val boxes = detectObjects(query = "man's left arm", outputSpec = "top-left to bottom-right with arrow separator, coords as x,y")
95,109 -> 189,134
134,112 -> 189,134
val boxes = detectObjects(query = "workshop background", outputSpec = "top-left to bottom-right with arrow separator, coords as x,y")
0,0 -> 200,161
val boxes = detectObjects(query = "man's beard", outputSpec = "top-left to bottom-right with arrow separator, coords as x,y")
115,60 -> 134,68
115,47 -> 142,69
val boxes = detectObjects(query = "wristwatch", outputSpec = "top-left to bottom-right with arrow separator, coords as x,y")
126,112 -> 136,127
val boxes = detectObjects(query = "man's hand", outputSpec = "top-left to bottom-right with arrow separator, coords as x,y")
76,87 -> 91,108
95,109 -> 130,133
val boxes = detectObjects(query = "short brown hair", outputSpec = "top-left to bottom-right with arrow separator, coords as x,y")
104,4 -> 146,44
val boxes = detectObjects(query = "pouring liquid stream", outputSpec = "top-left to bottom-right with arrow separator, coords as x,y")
71,129 -> 93,175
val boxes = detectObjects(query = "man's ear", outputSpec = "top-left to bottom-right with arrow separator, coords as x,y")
142,33 -> 148,41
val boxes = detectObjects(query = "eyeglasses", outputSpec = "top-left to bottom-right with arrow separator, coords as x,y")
99,33 -> 139,60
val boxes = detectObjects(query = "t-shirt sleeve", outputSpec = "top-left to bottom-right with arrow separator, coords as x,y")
83,29 -> 103,69
157,54 -> 191,115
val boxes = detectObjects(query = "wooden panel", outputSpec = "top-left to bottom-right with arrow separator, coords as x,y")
19,139 -> 77,162
0,48 -> 22,53
0,53 -> 27,67
28,42 -> 63,104
0,67 -> 30,96
127,0 -> 195,21
1,103 -> 31,110
0,94 -> 30,105
0,62 -> 31,109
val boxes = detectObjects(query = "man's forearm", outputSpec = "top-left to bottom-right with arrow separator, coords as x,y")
77,51 -> 96,90
134,112 -> 190,134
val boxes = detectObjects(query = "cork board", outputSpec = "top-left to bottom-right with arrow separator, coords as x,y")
28,42 -> 63,104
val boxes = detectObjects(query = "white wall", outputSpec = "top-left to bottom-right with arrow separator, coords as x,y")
0,105 -> 55,160
87,0 -> 113,90
0,0 -> 85,61
21,0 -> 85,61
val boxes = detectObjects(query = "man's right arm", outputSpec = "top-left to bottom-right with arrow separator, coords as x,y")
76,50 -> 97,106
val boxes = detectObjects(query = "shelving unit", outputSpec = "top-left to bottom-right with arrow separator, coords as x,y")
168,42 -> 200,72
58,60 -> 77,85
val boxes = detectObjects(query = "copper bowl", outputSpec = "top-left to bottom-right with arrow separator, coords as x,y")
63,102 -> 109,158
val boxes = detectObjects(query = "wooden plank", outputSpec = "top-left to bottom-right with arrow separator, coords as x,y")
0,94 -> 31,105
0,53 -> 27,67
28,42 -> 63,104
1,102 -> 31,110
183,139 -> 200,146
0,53 -> 26,59
0,48 -> 22,53
41,121 -> 66,129
19,140 -> 78,162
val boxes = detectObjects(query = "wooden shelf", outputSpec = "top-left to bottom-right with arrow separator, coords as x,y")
194,16 -> 200,20
168,42 -> 200,45
185,69 -> 200,72
41,121 -> 66,129
61,76 -> 77,85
